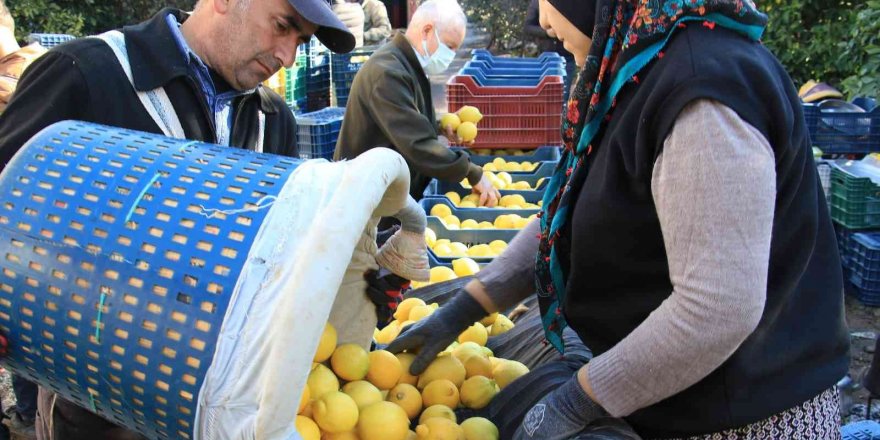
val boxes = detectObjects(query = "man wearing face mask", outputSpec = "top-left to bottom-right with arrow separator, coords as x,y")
334,0 -> 500,207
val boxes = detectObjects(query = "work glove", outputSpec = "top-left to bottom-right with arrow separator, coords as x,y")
365,268 -> 410,328
513,374 -> 609,440
386,290 -> 488,375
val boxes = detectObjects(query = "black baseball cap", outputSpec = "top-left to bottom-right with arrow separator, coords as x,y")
288,0 -> 356,53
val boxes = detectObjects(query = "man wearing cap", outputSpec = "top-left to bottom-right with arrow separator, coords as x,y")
0,0 -> 354,438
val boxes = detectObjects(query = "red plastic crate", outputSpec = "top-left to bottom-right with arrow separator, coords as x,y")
446,75 -> 564,149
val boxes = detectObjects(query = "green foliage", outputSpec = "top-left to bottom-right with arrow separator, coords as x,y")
459,0 -> 530,54
760,0 -> 879,99
9,0 -> 196,42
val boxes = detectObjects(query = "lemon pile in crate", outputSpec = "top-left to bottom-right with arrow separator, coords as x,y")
297,304 -> 527,440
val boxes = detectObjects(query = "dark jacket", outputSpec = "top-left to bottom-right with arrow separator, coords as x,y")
0,8 -> 297,173
333,33 -> 481,199
0,8 -> 298,439
561,24 -> 849,437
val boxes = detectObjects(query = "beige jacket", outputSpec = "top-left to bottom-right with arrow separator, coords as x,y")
0,43 -> 48,113
332,0 -> 366,48
362,0 -> 392,45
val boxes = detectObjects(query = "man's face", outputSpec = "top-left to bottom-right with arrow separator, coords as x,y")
214,0 -> 319,90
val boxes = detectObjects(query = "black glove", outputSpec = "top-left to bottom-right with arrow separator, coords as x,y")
513,375 -> 608,440
365,268 -> 410,328
386,290 -> 488,375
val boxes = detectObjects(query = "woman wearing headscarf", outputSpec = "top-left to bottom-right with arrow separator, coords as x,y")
389,0 -> 850,438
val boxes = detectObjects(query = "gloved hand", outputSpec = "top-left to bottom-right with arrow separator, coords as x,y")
513,374 -> 608,440
386,290 -> 488,374
365,268 -> 410,328
471,174 -> 500,207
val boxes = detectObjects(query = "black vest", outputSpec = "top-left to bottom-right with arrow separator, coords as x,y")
559,24 -> 850,437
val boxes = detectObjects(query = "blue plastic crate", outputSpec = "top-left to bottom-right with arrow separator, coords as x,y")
457,70 -> 557,87
470,160 -> 557,175
803,100 -> 880,154
297,141 -> 336,160
331,49 -> 373,76
850,232 -> 880,272
462,61 -> 566,78
424,188 -> 544,208
470,49 -> 564,67
453,145 -> 562,163
427,166 -> 551,198
27,33 -> 75,48
841,420 -> 880,440
427,251 -> 489,270
421,198 -> 539,222
295,107 -> 345,159
427,222 -> 518,263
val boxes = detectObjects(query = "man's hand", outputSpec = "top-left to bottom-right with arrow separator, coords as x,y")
445,124 -> 475,147
472,174 -> 501,207
386,290 -> 488,374
513,374 -> 608,439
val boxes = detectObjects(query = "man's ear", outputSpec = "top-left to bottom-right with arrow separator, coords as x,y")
213,0 -> 232,15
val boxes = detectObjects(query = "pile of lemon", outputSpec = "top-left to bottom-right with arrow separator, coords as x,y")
298,307 -> 526,440
428,204 -> 537,231
481,157 -> 540,173
441,106 -> 483,143
460,171 -> 545,192
469,148 -> 535,156
434,193 -> 541,212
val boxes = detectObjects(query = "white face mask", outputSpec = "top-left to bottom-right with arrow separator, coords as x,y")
417,27 -> 456,75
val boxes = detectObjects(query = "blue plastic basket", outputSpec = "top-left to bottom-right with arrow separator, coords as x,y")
453,146 -> 562,163
427,252 -> 489,270
848,232 -> 880,306
803,100 -> 880,154
27,33 -> 75,48
0,120 -> 302,439
841,420 -> 880,440
295,107 -> 345,160
426,220 -> 517,263
463,60 -> 566,76
470,49 -> 564,67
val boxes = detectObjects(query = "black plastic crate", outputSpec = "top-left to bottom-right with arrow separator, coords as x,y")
803,99 -> 880,154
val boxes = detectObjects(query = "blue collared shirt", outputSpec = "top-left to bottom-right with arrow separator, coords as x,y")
165,13 -> 255,145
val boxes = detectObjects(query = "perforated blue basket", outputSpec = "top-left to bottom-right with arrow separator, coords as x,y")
27,33 -> 76,48
0,121 -> 302,439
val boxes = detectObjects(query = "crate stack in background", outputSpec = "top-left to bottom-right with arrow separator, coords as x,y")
294,107 -> 345,160
331,48 -> 375,108
287,40 -> 332,112
446,50 -> 566,149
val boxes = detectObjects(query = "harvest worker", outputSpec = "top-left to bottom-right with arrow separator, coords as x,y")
0,0 -> 355,437
0,0 -> 47,114
390,0 -> 850,438
333,0 -> 500,207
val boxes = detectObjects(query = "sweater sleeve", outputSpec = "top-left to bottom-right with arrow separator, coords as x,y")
368,71 -> 481,185
363,0 -> 392,44
0,50 -> 90,172
475,219 -> 541,310
587,99 -> 775,417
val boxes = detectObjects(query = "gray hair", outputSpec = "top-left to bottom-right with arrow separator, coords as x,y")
409,0 -> 467,36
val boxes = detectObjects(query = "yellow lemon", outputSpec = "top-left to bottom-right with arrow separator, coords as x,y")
312,391 -> 359,434
387,383 -> 423,419
477,221 -> 494,229
499,194 -> 526,208
418,405 -> 457,425
482,163 -> 497,172
440,113 -> 461,131
396,353 -> 419,386
461,417 -> 499,440
488,241 -> 507,255
496,172 -> 513,187
358,401 -> 410,440
514,217 -> 531,229
375,321 -> 402,345
463,354 -> 494,379
462,194 -> 480,204
511,181 -> 532,190
457,106 -> 483,124
298,384 -> 311,414
421,379 -> 460,409
458,201 -> 477,208
451,258 -> 480,277
503,162 -> 522,172
451,341 -> 483,364
460,219 -> 480,229
434,239 -> 451,248
459,376 -> 497,409
457,323 -> 488,346
408,304 -> 435,322
424,228 -> 437,248
442,215 -> 461,228
295,415 -> 321,440
342,380 -> 383,411
432,243 -> 454,257
417,355 -> 466,389
331,344 -> 370,382
324,431 -> 360,440
466,244 -> 492,258
314,323 -> 337,363
394,298 -> 427,322
429,267 -> 457,284
444,192 -> 462,206
430,204 -> 452,218
492,157 -> 506,169
415,417 -> 465,440
367,350 -> 402,390
493,215 -> 515,229
408,430 -> 418,440
456,122 -> 478,143
449,242 -> 469,257
308,363 -> 340,400
489,315 -> 514,336
492,360 -> 529,389
479,312 -> 499,327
